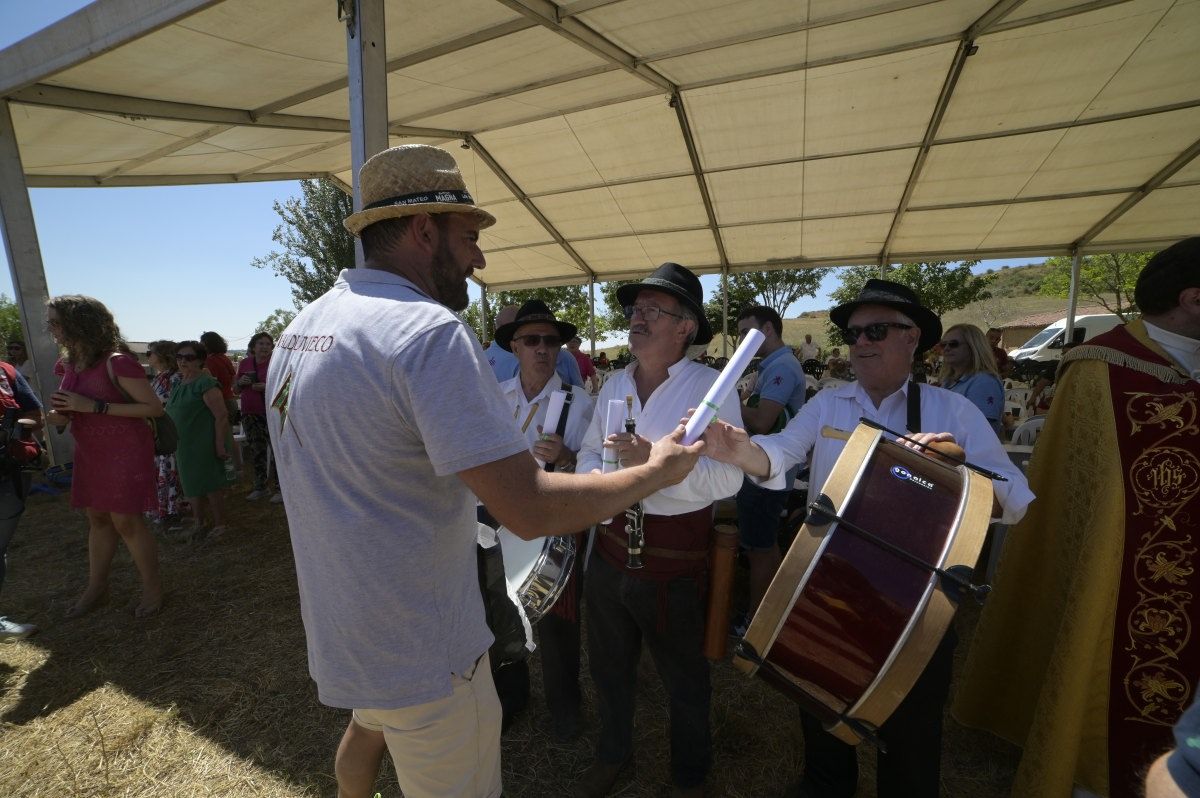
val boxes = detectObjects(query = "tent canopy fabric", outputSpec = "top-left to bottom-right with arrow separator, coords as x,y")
2,0 -> 1197,290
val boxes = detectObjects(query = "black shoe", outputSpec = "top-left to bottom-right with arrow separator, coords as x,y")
574,758 -> 631,798
552,712 -> 581,743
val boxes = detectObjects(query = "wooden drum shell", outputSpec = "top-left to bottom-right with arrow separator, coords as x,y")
736,424 -> 992,745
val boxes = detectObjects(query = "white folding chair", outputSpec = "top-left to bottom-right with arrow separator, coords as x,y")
1011,416 -> 1046,446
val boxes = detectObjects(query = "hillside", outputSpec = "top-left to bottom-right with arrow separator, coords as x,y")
776,262 -> 1117,352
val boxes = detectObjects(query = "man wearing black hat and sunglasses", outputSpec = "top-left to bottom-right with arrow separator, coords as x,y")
699,279 -> 1032,798
574,262 -> 743,798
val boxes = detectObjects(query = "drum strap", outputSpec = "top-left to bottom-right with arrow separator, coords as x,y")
907,380 -> 921,433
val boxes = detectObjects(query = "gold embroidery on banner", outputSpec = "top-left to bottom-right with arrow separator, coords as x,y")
1123,392 -> 1199,727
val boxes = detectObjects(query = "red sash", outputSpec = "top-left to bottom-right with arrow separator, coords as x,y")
597,505 -> 713,580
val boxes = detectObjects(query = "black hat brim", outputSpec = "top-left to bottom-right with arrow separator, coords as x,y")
830,299 -> 942,353
496,317 -> 578,352
616,279 -> 713,346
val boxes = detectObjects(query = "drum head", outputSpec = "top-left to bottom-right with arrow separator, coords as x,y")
497,527 -> 543,595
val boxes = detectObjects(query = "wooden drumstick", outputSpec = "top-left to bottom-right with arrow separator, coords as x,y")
821,425 -> 966,464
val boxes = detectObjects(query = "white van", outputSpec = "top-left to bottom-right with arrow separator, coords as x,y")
1008,313 -> 1122,362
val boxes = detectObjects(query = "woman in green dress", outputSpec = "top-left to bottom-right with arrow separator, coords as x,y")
166,340 -> 234,538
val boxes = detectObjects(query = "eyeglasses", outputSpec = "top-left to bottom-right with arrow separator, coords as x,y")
175,353 -> 201,362
838,322 -> 913,346
512,334 -> 562,348
623,304 -> 685,323
939,340 -> 963,349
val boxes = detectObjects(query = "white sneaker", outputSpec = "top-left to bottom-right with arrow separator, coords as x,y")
0,616 -> 36,641
245,490 -> 265,501
269,492 -> 283,504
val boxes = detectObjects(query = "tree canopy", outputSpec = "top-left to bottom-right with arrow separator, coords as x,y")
1039,251 -> 1149,320
826,261 -> 993,339
252,179 -> 355,309
255,308 -> 298,340
0,294 -> 24,346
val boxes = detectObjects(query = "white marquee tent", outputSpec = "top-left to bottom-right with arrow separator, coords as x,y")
1,0 -> 1198,459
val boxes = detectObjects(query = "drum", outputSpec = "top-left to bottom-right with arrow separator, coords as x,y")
497,528 -> 576,625
734,422 -> 993,745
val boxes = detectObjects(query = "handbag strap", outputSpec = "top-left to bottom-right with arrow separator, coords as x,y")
105,353 -> 136,403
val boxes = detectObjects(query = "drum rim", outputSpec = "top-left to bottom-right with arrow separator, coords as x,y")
512,534 -> 576,625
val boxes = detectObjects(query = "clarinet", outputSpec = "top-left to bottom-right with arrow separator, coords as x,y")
622,394 -> 645,570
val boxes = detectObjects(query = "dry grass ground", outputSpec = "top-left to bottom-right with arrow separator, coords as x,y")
0,478 -> 1019,797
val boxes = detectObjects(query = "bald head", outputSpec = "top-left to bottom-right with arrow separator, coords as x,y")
494,304 -> 519,332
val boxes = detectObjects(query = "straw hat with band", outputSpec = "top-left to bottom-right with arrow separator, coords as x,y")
343,144 -> 496,236
615,262 -> 714,346
829,279 -> 942,353
495,300 -> 577,352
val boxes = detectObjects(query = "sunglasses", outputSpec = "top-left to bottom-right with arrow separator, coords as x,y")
175,353 -> 201,362
623,304 -> 685,323
512,334 -> 562,348
939,340 -> 963,349
838,322 -> 913,346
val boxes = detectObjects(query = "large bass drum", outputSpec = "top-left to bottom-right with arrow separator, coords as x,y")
497,528 -> 576,625
735,422 -> 993,745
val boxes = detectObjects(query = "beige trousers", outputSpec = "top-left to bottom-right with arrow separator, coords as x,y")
354,653 -> 502,798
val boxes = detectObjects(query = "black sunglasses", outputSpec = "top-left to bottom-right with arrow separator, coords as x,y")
175,353 -> 201,362
839,322 -> 913,346
512,334 -> 562,348
939,339 -> 963,349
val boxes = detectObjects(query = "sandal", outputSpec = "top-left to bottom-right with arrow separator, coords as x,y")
65,590 -> 109,619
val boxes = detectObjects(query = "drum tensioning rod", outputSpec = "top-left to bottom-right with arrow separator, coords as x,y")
854,418 -> 1008,481
805,494 -> 991,603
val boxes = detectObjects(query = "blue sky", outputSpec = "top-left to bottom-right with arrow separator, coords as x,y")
1,2 -> 1041,348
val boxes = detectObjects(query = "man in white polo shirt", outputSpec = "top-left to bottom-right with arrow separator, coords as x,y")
266,145 -> 703,798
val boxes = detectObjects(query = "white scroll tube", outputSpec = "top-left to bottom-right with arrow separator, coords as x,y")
600,398 -> 627,524
535,389 -> 568,469
681,328 -> 764,445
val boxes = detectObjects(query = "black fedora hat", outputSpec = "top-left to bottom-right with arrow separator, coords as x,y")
829,279 -> 942,353
615,262 -> 713,346
495,299 -> 577,352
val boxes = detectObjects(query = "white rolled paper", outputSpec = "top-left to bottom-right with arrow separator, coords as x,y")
681,327 -> 764,445
600,398 -> 628,524
601,398 -> 627,475
535,389 -> 569,468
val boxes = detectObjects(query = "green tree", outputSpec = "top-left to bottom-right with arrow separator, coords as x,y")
704,268 -> 832,337
460,301 -> 485,342
598,280 -> 637,336
492,286 -> 594,337
256,308 -> 297,340
252,179 -> 355,308
826,261 -> 992,340
704,274 -> 759,338
1039,252 -> 1149,321
0,294 -> 24,346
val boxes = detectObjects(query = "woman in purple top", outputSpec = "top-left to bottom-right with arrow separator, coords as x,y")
234,331 -> 279,500
46,296 -> 164,618
938,323 -> 1005,438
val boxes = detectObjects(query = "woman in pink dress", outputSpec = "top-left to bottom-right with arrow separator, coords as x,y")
45,296 -> 164,618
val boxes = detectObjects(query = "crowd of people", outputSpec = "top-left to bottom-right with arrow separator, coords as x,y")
0,142 -> 1196,798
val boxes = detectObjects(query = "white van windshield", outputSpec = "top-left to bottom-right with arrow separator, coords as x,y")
1020,327 -> 1062,349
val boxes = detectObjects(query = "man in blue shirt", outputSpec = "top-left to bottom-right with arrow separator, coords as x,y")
733,306 -> 807,633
